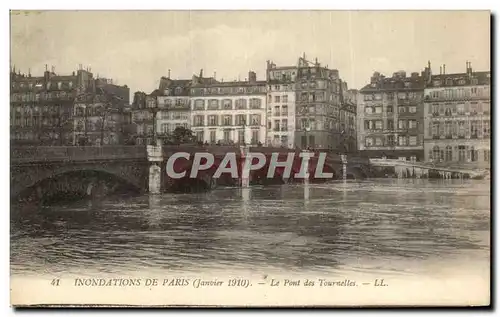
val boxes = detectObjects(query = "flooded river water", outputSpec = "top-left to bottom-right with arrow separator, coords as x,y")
11,179 -> 490,280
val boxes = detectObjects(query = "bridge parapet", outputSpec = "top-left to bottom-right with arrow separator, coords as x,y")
11,146 -> 148,164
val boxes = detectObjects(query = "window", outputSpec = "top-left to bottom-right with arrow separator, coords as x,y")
208,115 -> 217,126
282,119 -> 288,131
445,121 -> 452,137
194,99 -> 205,110
365,107 -> 373,114
375,138 -> 382,146
282,95 -> 288,103
251,115 -> 260,126
375,120 -> 383,130
223,115 -> 232,126
398,136 -> 407,146
457,104 -> 465,114
470,120 -> 479,138
408,120 -> 417,129
387,120 -> 394,130
375,106 -> 382,114
250,98 -> 262,109
387,135 -> 395,146
409,136 -> 417,146
432,104 -> 439,115
282,105 -> 288,116
252,130 -> 259,144
208,99 -> 219,110
398,106 -> 406,113
364,120 -> 371,130
409,106 -> 417,113
236,114 -> 246,125
236,99 -> 247,109
483,120 -> 490,137
223,99 -> 232,110
387,106 -> 393,114
457,121 -> 465,138
458,146 -> 466,162
274,96 -> 280,103
194,115 -> 204,126
274,120 -> 280,131
365,137 -> 373,147
223,130 -> 230,142
398,120 -> 406,130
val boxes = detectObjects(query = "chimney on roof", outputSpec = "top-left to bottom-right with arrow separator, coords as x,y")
440,66 -> 442,75
443,64 -> 446,75
214,71 -> 216,80
199,69 -> 203,78
248,71 -> 257,83
168,69 -> 171,78
466,61 -> 473,76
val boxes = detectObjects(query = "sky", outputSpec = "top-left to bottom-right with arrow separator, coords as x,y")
10,11 -> 490,95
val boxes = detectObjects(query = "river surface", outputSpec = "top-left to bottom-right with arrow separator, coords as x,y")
10,179 -> 490,279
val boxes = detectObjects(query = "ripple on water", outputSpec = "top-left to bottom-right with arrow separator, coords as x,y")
10,179 -> 490,278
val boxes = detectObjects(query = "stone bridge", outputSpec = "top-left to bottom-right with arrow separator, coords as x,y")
11,145 -> 374,201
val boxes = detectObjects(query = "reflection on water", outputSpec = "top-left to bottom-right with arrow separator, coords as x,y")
10,179 -> 490,278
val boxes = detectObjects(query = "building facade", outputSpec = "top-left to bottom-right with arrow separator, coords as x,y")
73,77 -> 130,146
357,65 -> 431,161
153,76 -> 191,140
423,62 -> 490,166
294,55 -> 345,150
265,61 -> 297,148
10,66 -> 86,146
340,88 -> 358,152
190,71 -> 267,145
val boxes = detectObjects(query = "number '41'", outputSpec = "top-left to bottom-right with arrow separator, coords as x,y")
51,279 -> 60,286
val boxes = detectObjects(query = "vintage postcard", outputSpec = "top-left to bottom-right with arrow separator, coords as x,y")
9,10 -> 491,307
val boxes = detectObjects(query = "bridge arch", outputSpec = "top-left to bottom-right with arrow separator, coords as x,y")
11,164 -> 145,200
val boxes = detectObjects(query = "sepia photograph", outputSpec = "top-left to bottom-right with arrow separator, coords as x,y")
9,9 -> 491,307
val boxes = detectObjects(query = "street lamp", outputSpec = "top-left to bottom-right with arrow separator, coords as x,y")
304,125 -> 311,149
147,98 -> 160,145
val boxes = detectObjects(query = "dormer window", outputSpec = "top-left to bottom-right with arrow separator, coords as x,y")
458,79 -> 466,85
164,89 -> 170,96
69,82 -> 73,88
433,80 -> 441,87
47,82 -> 51,89
404,82 -> 410,88
445,78 -> 453,86
175,87 -> 182,95
57,82 -> 62,89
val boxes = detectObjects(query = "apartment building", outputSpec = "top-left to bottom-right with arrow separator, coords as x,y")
357,65 -> 431,161
266,61 -> 297,148
152,75 -> 191,139
294,54 -> 345,150
10,66 -> 85,146
340,88 -> 358,152
73,77 -> 129,146
190,70 -> 267,145
423,62 -> 490,166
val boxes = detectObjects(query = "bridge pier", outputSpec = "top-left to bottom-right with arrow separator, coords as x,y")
341,154 -> 347,181
240,145 -> 250,188
147,144 -> 163,194
301,150 -> 311,185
